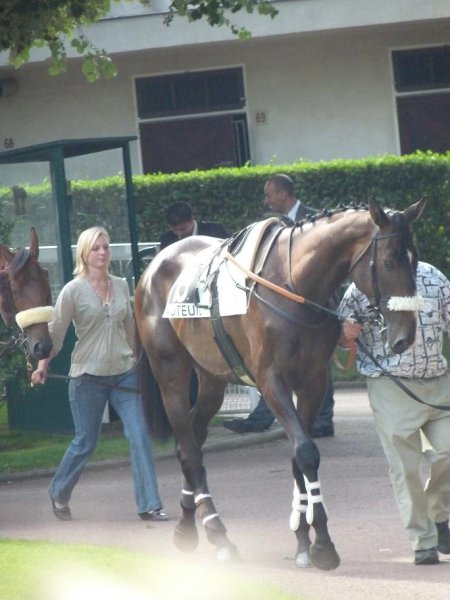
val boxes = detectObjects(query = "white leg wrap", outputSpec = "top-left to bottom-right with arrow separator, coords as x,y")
304,476 -> 328,525
202,513 -> 219,526
182,488 -> 194,496
289,481 -> 308,531
194,493 -> 211,505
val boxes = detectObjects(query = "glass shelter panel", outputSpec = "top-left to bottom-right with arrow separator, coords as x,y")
0,161 -> 64,300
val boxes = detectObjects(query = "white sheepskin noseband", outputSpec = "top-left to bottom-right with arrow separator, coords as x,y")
15,306 -> 55,329
387,295 -> 424,312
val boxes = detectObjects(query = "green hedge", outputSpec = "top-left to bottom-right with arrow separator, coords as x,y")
133,152 -> 450,276
1,152 -> 448,275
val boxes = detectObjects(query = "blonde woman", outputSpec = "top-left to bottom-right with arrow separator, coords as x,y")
32,226 -> 167,523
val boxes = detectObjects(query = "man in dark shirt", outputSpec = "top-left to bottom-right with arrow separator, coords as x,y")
159,201 -> 229,250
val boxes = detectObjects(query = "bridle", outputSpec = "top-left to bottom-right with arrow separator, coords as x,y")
348,228 -> 412,320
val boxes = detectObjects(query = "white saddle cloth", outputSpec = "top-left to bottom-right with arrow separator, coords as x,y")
163,218 -> 279,319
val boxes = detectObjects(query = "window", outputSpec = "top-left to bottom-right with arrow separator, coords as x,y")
136,68 -> 245,119
393,46 -> 450,92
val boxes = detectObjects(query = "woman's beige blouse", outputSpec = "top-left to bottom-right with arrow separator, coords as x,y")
49,275 -> 135,377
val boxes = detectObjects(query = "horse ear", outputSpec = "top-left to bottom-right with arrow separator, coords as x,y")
403,197 -> 427,224
29,227 -> 39,260
0,244 -> 13,270
368,199 -> 389,229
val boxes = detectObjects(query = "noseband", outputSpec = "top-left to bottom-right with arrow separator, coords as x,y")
348,228 -> 423,328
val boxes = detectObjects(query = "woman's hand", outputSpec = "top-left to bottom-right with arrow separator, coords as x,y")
31,367 -> 48,386
30,355 -> 53,386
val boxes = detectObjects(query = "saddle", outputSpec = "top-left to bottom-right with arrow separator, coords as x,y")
163,217 -> 283,319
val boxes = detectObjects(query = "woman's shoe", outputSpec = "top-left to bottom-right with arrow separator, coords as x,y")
50,496 -> 72,521
138,509 -> 168,521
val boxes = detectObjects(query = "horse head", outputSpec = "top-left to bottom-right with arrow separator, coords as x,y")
350,197 -> 426,354
0,228 -> 54,360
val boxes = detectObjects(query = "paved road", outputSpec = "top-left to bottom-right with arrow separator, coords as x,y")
1,388 -> 449,599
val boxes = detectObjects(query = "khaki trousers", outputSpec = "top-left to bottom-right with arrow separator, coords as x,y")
367,374 -> 450,551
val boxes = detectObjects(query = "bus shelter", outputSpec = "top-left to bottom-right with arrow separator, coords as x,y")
0,137 -> 141,432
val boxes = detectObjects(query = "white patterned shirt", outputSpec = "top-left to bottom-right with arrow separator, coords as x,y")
339,262 -> 450,378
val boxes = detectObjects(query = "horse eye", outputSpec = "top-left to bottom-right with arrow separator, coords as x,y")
384,259 -> 395,271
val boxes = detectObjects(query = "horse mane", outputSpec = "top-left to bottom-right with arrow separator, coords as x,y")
293,203 -> 368,230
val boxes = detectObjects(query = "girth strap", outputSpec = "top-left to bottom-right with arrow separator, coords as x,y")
209,270 -> 256,386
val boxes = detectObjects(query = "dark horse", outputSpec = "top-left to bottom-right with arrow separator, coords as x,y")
134,198 -> 426,570
0,227 -> 53,361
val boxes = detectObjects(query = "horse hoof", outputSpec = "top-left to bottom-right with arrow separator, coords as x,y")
216,545 -> 240,563
295,551 -> 312,568
309,542 -> 340,571
173,523 -> 199,553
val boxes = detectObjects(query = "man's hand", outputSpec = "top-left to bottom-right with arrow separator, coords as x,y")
339,318 -> 362,347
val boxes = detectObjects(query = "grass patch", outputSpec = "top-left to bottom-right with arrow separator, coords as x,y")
0,539 -> 296,600
0,411 -> 173,475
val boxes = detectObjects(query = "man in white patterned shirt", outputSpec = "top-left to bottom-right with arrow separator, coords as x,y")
339,261 -> 450,566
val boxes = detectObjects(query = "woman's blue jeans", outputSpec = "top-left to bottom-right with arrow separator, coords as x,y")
49,369 -> 163,513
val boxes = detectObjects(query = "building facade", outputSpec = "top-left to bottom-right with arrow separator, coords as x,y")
0,0 -> 449,184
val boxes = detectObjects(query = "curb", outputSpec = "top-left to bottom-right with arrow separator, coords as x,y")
0,386 -> 364,484
0,425 -> 287,484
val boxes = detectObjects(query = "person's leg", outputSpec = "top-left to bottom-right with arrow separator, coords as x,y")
419,374 -> 450,554
50,376 -> 107,505
247,395 -> 275,427
367,377 -> 438,557
223,394 -> 274,433
110,369 -> 164,515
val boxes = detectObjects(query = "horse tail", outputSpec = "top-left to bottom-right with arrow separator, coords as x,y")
135,326 -> 173,443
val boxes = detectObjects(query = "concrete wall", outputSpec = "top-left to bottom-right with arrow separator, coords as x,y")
0,9 -> 448,184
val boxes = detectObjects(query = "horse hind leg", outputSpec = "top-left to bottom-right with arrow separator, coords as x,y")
174,481 -> 199,552
176,464 -> 239,562
175,373 -> 239,562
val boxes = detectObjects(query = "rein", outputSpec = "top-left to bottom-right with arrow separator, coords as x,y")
225,251 -> 339,319
226,233 -> 449,412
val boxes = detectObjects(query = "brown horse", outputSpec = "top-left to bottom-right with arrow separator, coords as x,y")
0,227 -> 53,361
134,198 -> 426,570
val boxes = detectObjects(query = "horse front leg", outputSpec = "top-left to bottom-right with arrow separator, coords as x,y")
262,372 -> 340,571
290,461 -> 311,567
291,438 -> 340,571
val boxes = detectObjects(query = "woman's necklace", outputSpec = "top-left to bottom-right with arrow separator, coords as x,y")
88,278 -> 112,314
